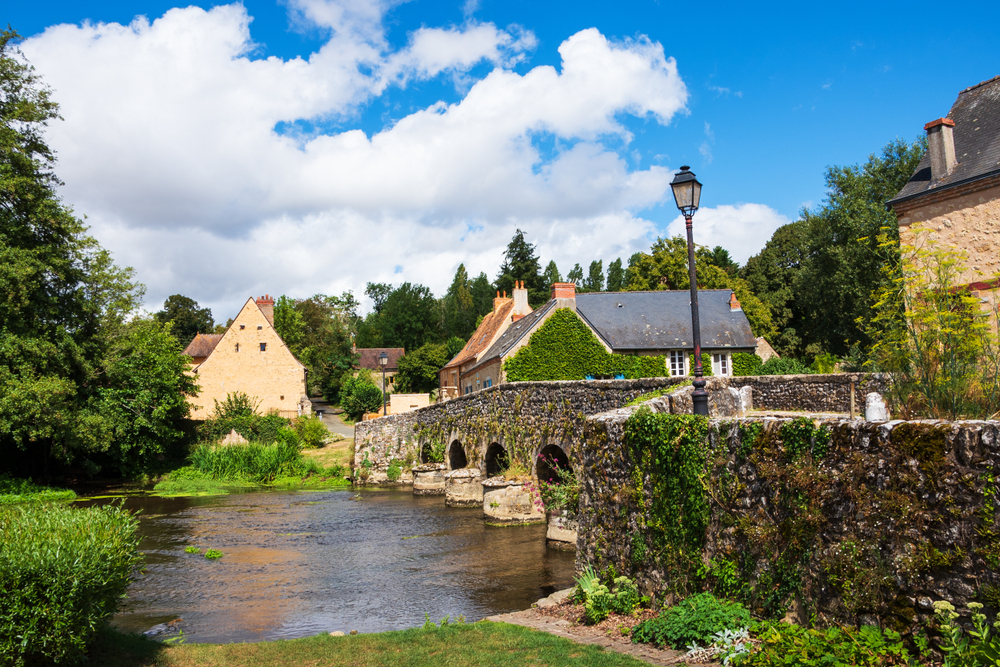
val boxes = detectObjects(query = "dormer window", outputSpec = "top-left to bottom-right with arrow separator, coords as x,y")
260,343 -> 267,352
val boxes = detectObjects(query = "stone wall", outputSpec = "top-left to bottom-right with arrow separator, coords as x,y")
729,372 -> 888,413
578,405 -> 1000,630
352,373 -> 890,484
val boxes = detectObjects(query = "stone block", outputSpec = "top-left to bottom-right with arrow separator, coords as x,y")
483,481 -> 544,524
412,463 -> 446,495
445,468 -> 484,507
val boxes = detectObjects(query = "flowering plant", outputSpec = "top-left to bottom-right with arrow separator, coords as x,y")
526,454 -> 580,514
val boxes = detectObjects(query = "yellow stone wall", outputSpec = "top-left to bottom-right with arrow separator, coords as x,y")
188,298 -> 307,419
897,183 -> 1000,286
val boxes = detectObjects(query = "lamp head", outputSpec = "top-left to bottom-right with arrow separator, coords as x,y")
378,351 -> 388,367
670,166 -> 702,217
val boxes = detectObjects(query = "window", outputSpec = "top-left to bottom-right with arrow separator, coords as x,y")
669,351 -> 686,376
257,325 -> 262,330
260,343 -> 267,352
235,343 -> 239,352
240,325 -> 245,330
712,353 -> 730,377
485,378 -> 492,388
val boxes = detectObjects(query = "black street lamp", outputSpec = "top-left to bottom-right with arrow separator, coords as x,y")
670,166 -> 708,417
378,351 -> 389,416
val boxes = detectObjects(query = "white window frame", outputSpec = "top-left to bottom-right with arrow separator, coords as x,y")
711,353 -> 731,377
668,350 -> 687,377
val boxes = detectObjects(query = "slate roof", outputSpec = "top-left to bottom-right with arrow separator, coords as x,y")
356,348 -> 405,371
441,300 -> 517,370
889,75 -> 1000,205
183,333 -> 224,359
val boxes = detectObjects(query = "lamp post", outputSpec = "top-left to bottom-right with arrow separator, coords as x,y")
670,166 -> 709,417
378,351 -> 388,416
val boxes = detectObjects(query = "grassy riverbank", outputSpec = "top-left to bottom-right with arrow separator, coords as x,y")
0,474 -> 77,504
89,622 -> 647,667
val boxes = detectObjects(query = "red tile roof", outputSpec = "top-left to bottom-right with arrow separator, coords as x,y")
442,300 -> 515,370
183,333 -> 224,359
356,347 -> 405,371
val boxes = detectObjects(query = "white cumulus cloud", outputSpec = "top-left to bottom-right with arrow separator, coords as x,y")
22,1 -> 706,317
665,203 -> 791,265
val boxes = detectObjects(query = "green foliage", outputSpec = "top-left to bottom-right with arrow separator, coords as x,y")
154,294 -> 214,347
204,549 -> 224,560
737,620 -> 913,666
0,474 -> 76,504
585,260 -> 604,292
867,229 -> 1000,420
443,264 -> 484,341
810,352 -> 838,374
422,439 -> 446,463
625,236 -> 775,340
292,414 -> 329,449
273,295 -> 305,351
445,336 -> 466,360
96,318 -> 198,476
631,592 -> 751,650
386,459 -> 403,481
606,258 -> 625,291
494,229 -> 549,306
732,353 -> 763,376
339,372 -> 384,420
624,411 -> 711,590
198,392 -> 292,444
623,383 -> 690,407
533,455 -> 581,513
543,260 -> 562,287
758,357 -> 812,375
184,546 -> 200,554
503,309 -> 669,381
396,342 -> 450,393
188,442 -> 320,484
0,502 -> 141,666
356,282 -> 442,351
573,566 -> 641,624
285,293 -> 358,401
567,263 -> 584,288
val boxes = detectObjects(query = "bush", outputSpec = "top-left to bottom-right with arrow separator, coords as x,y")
198,392 -> 293,444
188,442 -> 319,483
732,353 -> 763,376
631,592 -> 751,649
340,372 -> 384,421
293,414 -> 329,449
573,566 -> 641,624
0,474 -> 76,504
737,621 -> 913,666
386,459 -> 403,482
0,503 -> 141,666
758,356 -> 812,376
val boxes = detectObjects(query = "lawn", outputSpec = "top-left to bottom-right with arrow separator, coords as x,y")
88,621 -> 651,667
301,436 -> 354,470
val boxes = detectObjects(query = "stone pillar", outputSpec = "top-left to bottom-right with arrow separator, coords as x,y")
445,468 -> 484,507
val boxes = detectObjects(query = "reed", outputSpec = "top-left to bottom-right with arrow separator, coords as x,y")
189,442 -> 320,484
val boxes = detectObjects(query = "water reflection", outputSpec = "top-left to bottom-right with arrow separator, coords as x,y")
83,488 -> 574,643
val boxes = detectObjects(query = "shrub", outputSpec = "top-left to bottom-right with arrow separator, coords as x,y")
737,621 -> 913,666
573,566 -> 641,624
386,459 -> 403,481
0,503 -> 141,666
197,392 -> 293,444
421,440 -> 446,463
732,353 -> 763,376
0,474 -> 76,504
292,414 -> 328,449
757,356 -> 812,376
534,455 -> 580,514
631,592 -> 751,649
810,352 -> 838,374
340,372 -> 384,420
188,442 -> 319,484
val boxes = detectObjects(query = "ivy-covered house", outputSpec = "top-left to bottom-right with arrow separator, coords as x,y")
454,282 -> 757,391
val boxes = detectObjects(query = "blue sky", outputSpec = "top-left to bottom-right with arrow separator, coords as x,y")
9,0 -> 1000,317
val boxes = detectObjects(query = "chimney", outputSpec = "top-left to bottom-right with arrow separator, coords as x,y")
729,292 -> 742,312
493,290 -> 511,312
256,294 -> 275,326
924,118 -> 957,181
551,282 -> 576,301
512,280 -> 530,316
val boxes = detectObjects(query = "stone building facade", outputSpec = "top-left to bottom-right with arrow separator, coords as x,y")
183,295 -> 308,419
890,75 -> 1000,296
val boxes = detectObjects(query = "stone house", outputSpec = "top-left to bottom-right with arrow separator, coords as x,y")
889,75 -> 1000,300
438,282 -> 533,399
183,295 -> 309,420
449,282 -> 757,394
354,347 -> 405,393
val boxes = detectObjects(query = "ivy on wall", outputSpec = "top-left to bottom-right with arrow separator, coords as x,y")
732,352 -> 763,376
504,308 -> 673,381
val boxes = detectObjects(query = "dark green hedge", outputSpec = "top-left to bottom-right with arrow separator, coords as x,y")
1,503 -> 141,665
732,352 -> 763,376
504,309 -> 670,381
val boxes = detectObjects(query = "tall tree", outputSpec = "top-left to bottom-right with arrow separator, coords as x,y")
584,260 -> 604,292
542,260 -> 562,288
273,295 -> 305,352
793,137 -> 925,356
495,229 -> 547,306
395,342 -> 450,394
443,264 -> 478,340
356,283 -> 441,352
291,294 -> 356,400
567,263 -> 584,288
606,258 -> 625,291
154,295 -> 214,347
706,246 -> 740,276
469,272 -> 495,317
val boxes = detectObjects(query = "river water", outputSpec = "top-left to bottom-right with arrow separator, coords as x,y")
82,487 -> 575,643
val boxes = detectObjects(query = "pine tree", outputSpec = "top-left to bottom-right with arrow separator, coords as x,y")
495,229 -> 547,306
606,258 -> 625,291
584,260 -> 604,292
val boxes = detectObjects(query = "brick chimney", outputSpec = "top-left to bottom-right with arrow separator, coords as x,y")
729,292 -> 742,311
925,117 -> 957,181
551,282 -> 576,301
512,280 -> 530,317
256,294 -> 275,326
493,290 -> 511,312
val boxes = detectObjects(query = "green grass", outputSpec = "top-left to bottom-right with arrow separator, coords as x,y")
87,622 -> 651,667
623,381 -> 692,408
0,474 -> 76,504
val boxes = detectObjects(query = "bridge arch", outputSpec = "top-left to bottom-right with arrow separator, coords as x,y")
536,444 -> 571,483
448,440 -> 468,470
485,443 -> 509,477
